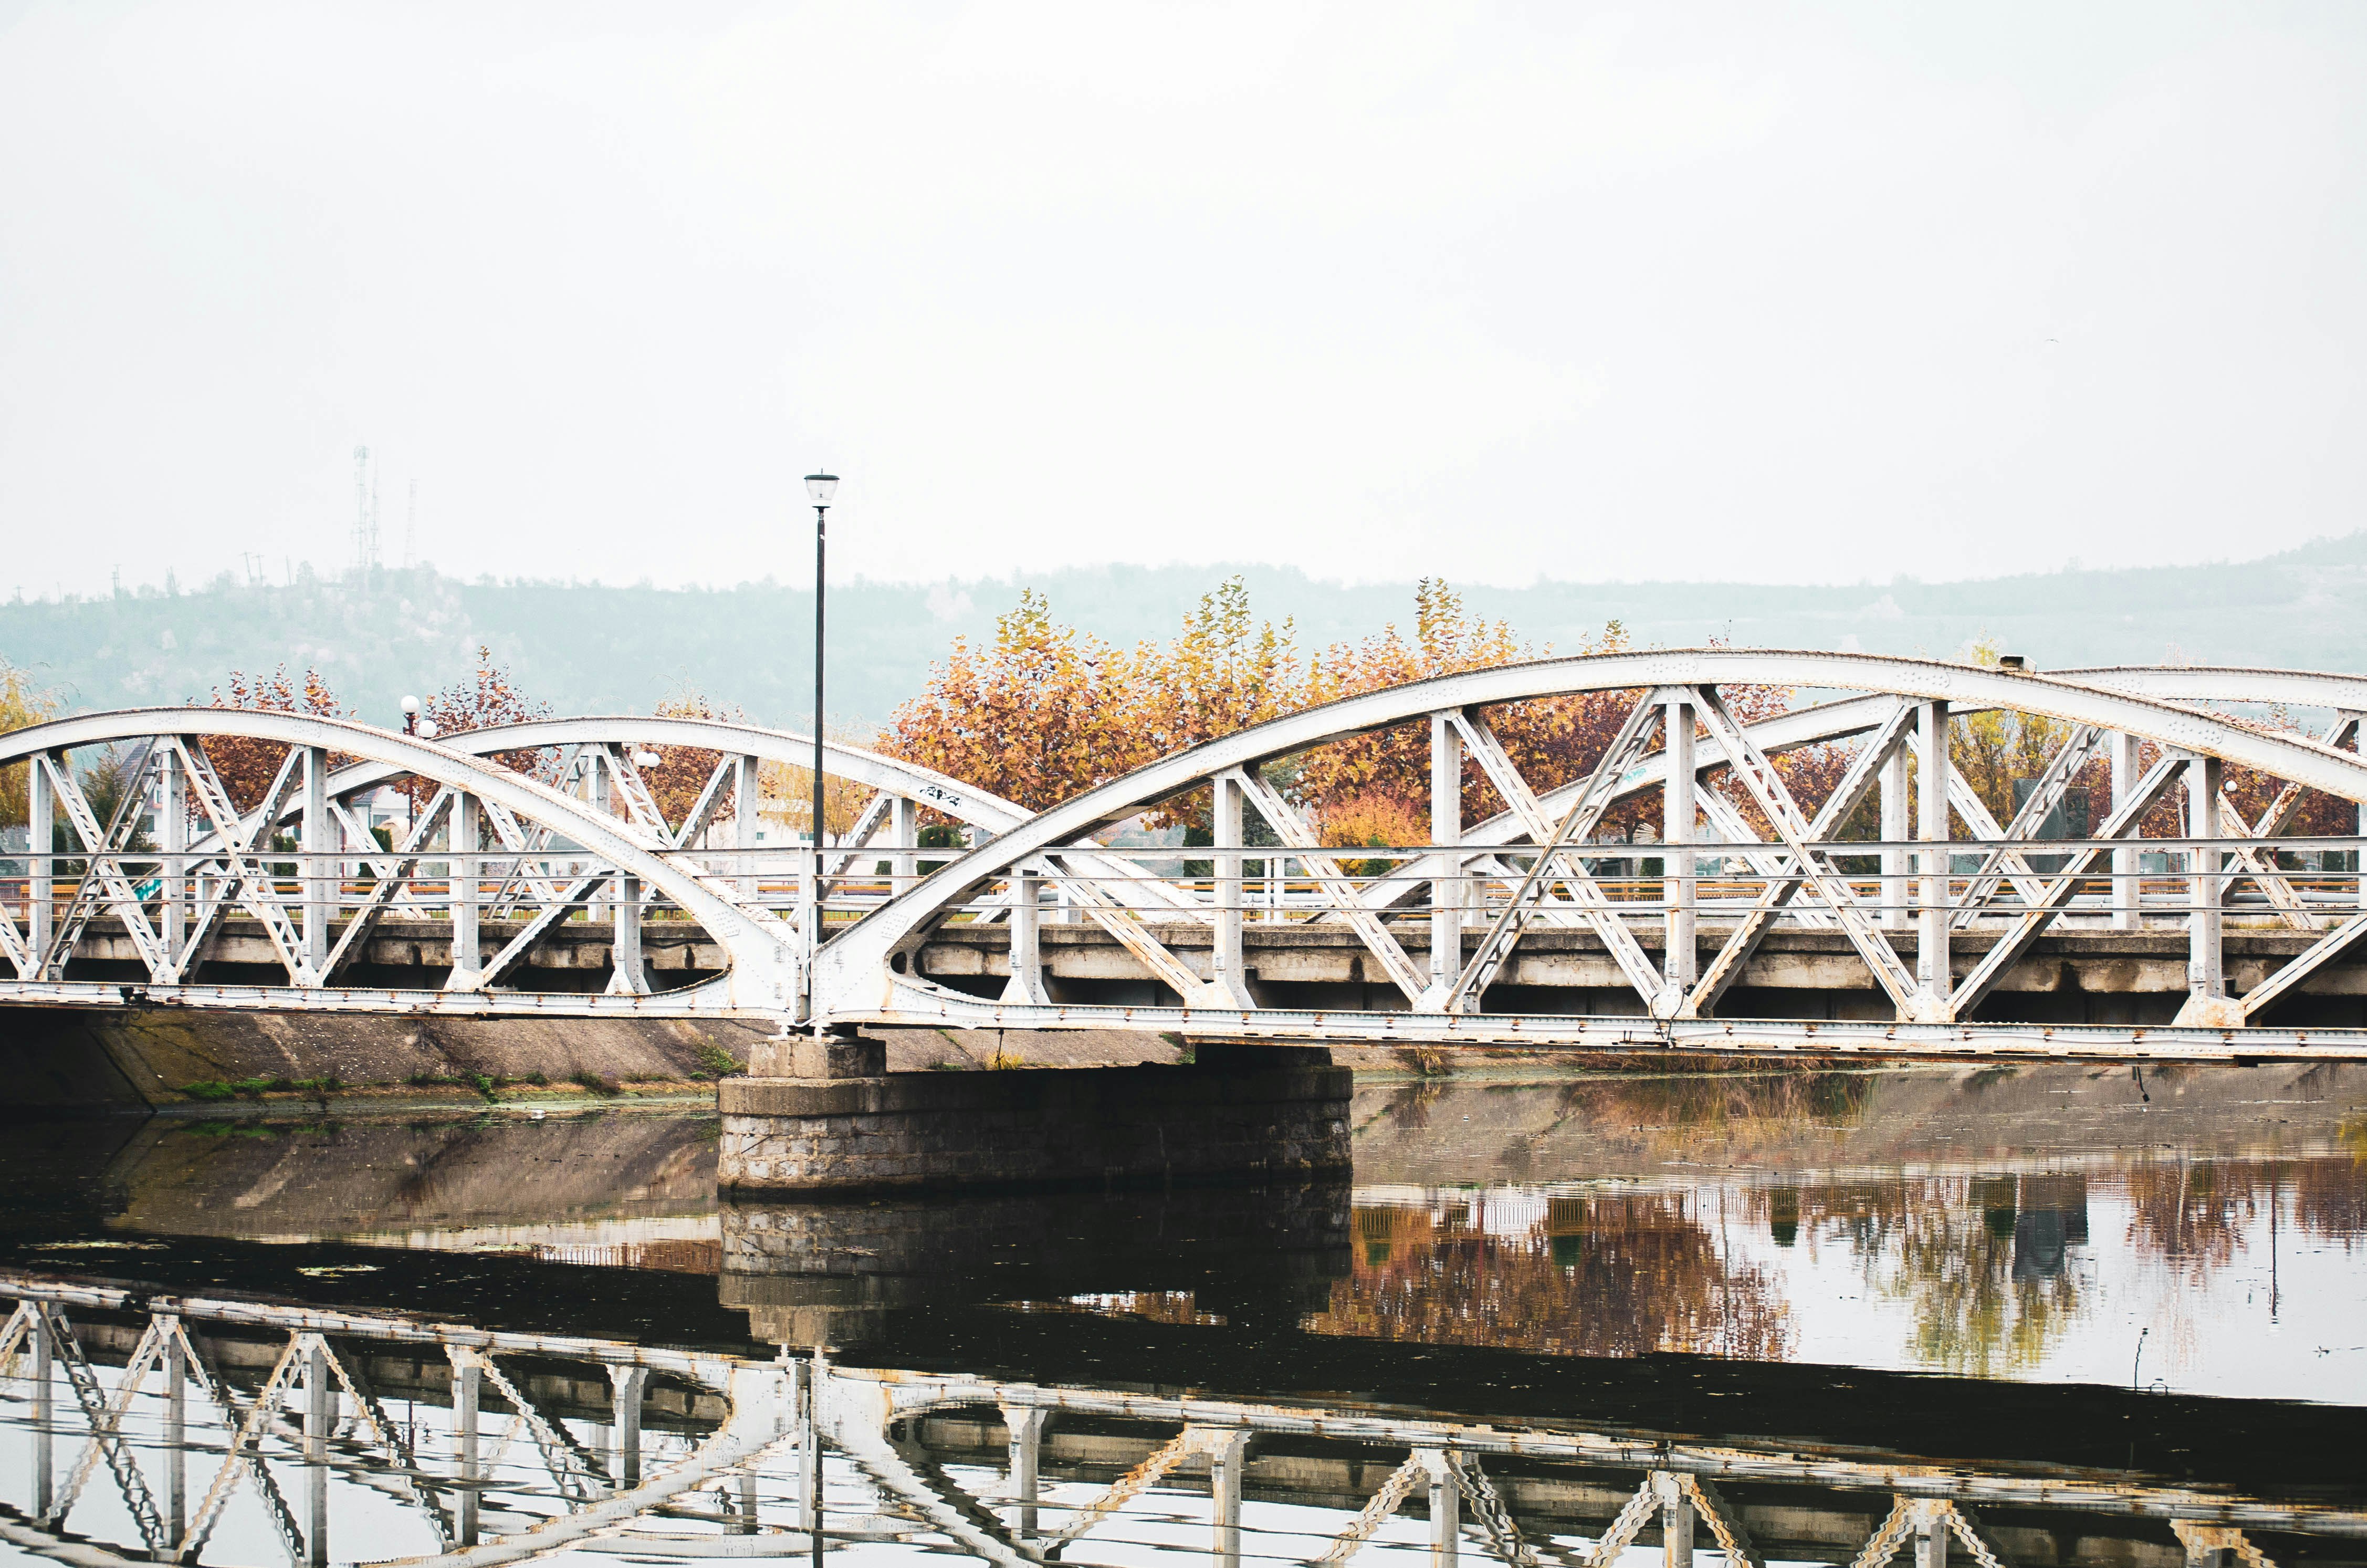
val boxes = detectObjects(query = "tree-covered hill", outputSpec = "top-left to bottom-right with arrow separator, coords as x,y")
7,532 -> 2367,733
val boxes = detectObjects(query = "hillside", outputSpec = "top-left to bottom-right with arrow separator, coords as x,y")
7,534 -> 2367,733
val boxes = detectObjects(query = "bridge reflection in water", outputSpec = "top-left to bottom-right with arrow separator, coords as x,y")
5,1063 -> 2362,1567
3,1272 -> 2363,1568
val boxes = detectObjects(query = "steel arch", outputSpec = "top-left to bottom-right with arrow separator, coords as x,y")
291,715 -> 1031,837
813,649 -> 2367,1055
1420,664 -> 2367,894
0,707 -> 799,1014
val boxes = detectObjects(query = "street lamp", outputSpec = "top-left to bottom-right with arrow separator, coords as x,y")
400,695 -> 420,735
803,470 -> 839,1033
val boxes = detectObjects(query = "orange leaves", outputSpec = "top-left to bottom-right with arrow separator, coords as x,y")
876,588 -> 1150,815
1297,583 -> 1652,840
205,665 -> 352,811
875,577 -> 1662,843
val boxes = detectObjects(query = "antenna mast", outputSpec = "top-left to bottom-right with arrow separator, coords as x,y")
353,445 -> 380,578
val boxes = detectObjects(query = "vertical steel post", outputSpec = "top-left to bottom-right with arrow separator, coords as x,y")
1007,863 -> 1045,1003
2112,731 -> 2144,931
1917,703 -> 1951,1008
612,873 -> 644,992
1213,772 -> 1249,1004
592,759 -> 613,923
735,755 -> 760,901
2353,715 -> 2365,913
28,752 -> 53,965
1003,1405 -> 1047,1540
809,500 -> 829,1036
161,746 -> 186,961
2188,755 -> 2225,1002
305,1337 -> 330,1566
1663,697 -> 1696,988
1914,1508 -> 1950,1568
799,1350 -> 823,1555
1209,1429 -> 1250,1568
609,1365 -> 647,1487
1655,1471 -> 1694,1568
737,1470 -> 759,1535
1880,744 -> 1909,930
302,747 -> 330,977
164,1318 -> 186,1543
1426,1450 -> 1459,1568
889,795 -> 917,900
451,793 -> 480,984
1430,713 -> 1463,994
32,1308 -> 52,1518
454,1356 -> 481,1547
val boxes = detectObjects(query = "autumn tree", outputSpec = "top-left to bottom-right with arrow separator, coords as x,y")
876,589 -> 1149,813
1133,577 -> 1301,832
1,658 -> 62,829
639,691 -> 745,829
1293,581 -> 1672,843
204,665 -> 350,811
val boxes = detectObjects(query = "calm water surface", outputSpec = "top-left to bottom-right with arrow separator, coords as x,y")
0,1061 -> 2360,1568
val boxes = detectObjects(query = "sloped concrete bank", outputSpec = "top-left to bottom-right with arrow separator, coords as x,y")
0,1007 -> 1188,1114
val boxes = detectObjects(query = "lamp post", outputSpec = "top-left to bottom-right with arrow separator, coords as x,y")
400,695 -> 420,735
803,471 -> 839,1033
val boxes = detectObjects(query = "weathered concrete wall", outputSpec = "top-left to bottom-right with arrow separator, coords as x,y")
103,1111 -> 719,1242
1345,1059 -> 2366,1188
0,1008 -> 1188,1112
719,1049 -> 1351,1193
0,1005 -> 776,1110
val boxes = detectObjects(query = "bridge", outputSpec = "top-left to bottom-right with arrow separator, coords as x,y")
1,1273 -> 2358,1568
10,651 -> 2367,1063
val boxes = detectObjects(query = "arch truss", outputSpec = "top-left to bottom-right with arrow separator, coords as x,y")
0,710 -> 1019,1018
813,651 -> 2367,1059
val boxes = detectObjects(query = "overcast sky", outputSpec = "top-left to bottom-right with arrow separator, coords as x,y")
3,2 -> 2363,598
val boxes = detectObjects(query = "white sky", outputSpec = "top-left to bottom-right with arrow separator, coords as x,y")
3,2 -> 2364,598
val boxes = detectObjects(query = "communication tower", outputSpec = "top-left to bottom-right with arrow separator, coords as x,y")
353,446 -> 381,576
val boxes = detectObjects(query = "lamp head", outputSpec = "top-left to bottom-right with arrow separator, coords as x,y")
804,472 -> 839,508
400,695 -> 420,716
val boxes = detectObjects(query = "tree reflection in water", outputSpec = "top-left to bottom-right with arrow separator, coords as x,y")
1773,1175 -> 2089,1377
1302,1191 -> 1792,1359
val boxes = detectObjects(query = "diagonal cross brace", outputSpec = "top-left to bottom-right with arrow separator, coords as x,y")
1442,689 -> 1671,1013
1688,698 -> 1916,1018
38,745 -> 172,981
172,740 -> 312,985
1950,753 -> 2185,1018
1224,766 -> 1430,1003
2214,792 -> 2316,933
41,1308 -> 167,1552
1447,707 -> 1669,1012
1949,726 -> 2104,928
319,788 -> 456,982
1693,688 -> 1927,1016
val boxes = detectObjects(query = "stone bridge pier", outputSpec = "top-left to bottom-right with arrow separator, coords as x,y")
717,1037 -> 1351,1193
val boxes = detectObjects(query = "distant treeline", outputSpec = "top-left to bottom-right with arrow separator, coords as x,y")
5,531 -> 2367,731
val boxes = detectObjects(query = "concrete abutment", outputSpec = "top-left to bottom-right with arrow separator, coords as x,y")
718,1039 -> 1352,1193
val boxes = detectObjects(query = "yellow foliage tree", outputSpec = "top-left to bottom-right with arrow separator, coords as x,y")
876,588 -> 1150,813
1,659 -> 63,828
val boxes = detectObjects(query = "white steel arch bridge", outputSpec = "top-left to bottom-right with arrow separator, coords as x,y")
9,652 -> 2367,1060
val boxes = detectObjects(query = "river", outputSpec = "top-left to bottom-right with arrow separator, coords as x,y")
0,1060 -> 2361,1567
